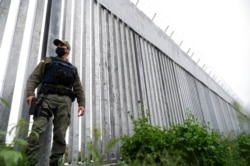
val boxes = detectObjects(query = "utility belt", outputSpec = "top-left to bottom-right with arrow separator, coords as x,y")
39,84 -> 76,102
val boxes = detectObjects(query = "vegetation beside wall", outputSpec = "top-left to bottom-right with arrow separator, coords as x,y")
119,112 -> 250,166
1,96 -> 250,166
0,120 -> 28,166
1,112 -> 250,166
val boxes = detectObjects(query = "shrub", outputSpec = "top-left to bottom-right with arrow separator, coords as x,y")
0,120 -> 28,166
120,112 -> 185,165
238,133 -> 250,164
120,112 -> 250,166
121,112 -> 162,163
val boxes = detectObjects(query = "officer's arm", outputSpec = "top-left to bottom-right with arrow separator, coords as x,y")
26,58 -> 49,97
73,68 -> 85,107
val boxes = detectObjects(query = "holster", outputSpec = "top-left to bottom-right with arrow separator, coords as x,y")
29,96 -> 52,121
29,97 -> 41,117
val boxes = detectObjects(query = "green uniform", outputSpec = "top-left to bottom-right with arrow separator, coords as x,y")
26,56 -> 85,166
26,57 -> 85,106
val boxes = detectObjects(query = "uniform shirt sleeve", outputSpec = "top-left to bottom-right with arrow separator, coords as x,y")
73,68 -> 85,107
26,58 -> 50,97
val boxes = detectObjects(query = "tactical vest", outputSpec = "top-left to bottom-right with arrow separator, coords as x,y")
42,57 -> 76,88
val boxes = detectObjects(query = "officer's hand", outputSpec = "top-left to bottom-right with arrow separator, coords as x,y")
78,106 -> 85,116
26,96 -> 35,107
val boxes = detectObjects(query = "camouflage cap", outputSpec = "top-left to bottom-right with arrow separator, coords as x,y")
53,39 -> 71,50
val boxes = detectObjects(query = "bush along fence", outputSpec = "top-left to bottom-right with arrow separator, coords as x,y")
119,110 -> 250,166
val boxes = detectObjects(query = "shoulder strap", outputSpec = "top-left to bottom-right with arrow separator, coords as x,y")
43,57 -> 53,71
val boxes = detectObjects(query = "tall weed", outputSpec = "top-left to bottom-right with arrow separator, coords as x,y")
0,119 -> 28,166
120,111 -> 249,165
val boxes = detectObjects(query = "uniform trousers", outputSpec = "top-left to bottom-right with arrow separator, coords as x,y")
26,94 -> 72,166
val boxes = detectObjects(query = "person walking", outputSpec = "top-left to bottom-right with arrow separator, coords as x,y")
25,39 -> 85,166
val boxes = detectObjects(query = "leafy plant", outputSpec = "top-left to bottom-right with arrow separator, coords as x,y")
120,111 -> 185,165
0,97 -> 11,109
0,119 -> 28,166
237,133 -> 250,164
119,110 -> 250,166
83,128 -> 119,165
166,113 -> 227,165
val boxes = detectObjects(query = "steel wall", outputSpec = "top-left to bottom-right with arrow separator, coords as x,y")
0,0 -> 249,165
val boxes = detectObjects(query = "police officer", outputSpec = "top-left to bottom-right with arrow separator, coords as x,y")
25,39 -> 85,166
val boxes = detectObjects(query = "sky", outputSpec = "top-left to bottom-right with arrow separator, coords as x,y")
130,0 -> 250,109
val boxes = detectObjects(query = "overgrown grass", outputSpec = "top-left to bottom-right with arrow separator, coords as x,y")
0,98 -> 28,166
81,128 -> 119,165
0,120 -> 29,166
119,111 -> 250,166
